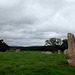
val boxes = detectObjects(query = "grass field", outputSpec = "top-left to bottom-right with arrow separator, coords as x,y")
0,51 -> 75,75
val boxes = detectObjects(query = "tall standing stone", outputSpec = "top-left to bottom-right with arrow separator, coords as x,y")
15,49 -> 20,53
58,50 -> 61,54
66,33 -> 75,66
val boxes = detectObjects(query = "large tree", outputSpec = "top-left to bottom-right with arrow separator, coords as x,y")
62,39 -> 68,50
0,39 -> 10,52
45,38 -> 62,46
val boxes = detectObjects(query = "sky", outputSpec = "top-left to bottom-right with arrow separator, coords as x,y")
0,0 -> 75,46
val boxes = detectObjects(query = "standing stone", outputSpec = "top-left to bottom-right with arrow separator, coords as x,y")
66,33 -> 75,66
41,51 -> 52,54
58,50 -> 61,54
15,49 -> 20,53
64,49 -> 67,55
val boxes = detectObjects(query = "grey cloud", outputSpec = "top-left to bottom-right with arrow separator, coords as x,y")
0,0 -> 65,25
0,0 -> 75,46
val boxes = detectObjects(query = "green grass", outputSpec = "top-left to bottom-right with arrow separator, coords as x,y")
0,51 -> 75,75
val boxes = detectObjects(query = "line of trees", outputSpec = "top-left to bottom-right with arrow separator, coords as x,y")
45,38 -> 68,51
0,38 -> 67,52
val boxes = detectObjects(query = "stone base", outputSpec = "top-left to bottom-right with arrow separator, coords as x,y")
69,62 -> 75,67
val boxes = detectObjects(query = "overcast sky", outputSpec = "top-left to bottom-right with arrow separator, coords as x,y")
0,0 -> 75,46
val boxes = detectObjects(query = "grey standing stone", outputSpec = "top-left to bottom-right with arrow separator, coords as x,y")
15,49 -> 20,53
58,50 -> 61,54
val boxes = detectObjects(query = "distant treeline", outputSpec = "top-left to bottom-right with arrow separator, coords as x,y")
0,38 -> 68,52
10,45 -> 67,52
10,38 -> 68,52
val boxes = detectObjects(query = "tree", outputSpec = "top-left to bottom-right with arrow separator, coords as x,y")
56,38 -> 62,45
45,38 -> 68,51
45,38 -> 62,46
0,39 -> 10,52
61,39 -> 68,50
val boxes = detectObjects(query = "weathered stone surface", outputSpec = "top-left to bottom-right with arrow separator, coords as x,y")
66,33 -> 75,66
15,49 -> 20,53
41,51 -> 52,54
58,50 -> 61,54
64,49 -> 67,55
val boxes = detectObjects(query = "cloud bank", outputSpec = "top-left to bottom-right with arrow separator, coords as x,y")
0,0 -> 75,46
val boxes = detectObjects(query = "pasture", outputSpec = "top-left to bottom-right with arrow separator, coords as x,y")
0,51 -> 75,75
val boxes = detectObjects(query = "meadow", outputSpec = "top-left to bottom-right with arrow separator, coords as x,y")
0,50 -> 75,75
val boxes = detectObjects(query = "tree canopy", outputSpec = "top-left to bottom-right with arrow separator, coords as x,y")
45,38 -> 68,51
61,39 -> 68,50
0,39 -> 10,52
45,38 -> 62,46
